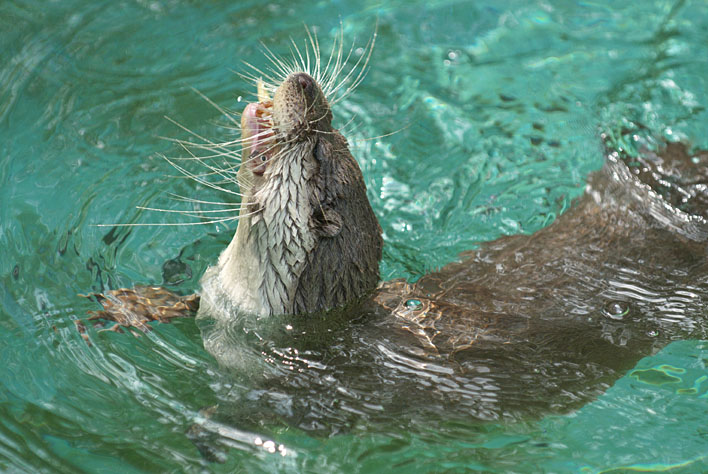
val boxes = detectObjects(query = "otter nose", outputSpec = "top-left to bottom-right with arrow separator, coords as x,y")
294,73 -> 314,91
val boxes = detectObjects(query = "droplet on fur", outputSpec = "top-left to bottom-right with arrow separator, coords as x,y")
406,299 -> 422,308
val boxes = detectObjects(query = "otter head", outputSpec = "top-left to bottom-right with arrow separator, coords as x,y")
203,72 -> 383,318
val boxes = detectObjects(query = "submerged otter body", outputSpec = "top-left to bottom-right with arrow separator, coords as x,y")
361,143 -> 708,419
377,142 -> 708,355
88,66 -> 708,429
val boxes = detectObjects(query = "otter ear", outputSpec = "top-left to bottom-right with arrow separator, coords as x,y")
312,139 -> 342,237
314,207 -> 343,237
314,137 -> 329,163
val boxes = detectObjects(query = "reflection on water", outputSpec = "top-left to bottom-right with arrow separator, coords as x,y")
2,0 -> 708,472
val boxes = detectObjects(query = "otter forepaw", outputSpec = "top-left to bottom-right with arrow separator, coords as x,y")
78,286 -> 200,338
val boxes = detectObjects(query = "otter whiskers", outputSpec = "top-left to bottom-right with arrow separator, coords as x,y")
99,26 -> 376,229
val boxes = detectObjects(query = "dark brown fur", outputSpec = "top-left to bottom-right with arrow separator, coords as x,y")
294,131 -> 383,313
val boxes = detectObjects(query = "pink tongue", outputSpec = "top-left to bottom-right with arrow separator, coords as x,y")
241,102 -> 272,155
242,103 -> 265,155
241,102 -> 273,176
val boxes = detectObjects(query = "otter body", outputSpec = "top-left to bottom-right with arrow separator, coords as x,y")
195,70 -> 708,423
359,143 -> 708,421
87,66 -> 708,427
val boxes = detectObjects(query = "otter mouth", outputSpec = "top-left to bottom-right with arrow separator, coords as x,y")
240,73 -> 330,182
241,81 -> 274,176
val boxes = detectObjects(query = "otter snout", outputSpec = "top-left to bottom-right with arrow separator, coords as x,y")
272,72 -> 332,139
294,72 -> 314,90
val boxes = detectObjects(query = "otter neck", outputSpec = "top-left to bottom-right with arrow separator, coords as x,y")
216,140 -> 318,316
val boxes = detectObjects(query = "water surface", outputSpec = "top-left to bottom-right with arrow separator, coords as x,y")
2,0 -> 708,472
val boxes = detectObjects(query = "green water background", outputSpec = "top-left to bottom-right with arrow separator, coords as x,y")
2,0 -> 708,472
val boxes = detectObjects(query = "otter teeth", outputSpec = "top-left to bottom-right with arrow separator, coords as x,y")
257,78 -> 272,103
240,82 -> 274,175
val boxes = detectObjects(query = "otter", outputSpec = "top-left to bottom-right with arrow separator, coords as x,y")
83,53 -> 708,428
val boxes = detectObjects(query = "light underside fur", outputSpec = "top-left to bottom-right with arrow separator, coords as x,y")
213,141 -> 317,316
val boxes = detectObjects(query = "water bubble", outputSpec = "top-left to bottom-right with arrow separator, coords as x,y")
603,301 -> 629,320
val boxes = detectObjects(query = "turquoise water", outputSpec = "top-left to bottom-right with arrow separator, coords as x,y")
2,0 -> 708,472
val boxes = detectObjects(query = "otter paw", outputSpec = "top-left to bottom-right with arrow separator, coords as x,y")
78,286 -> 200,337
